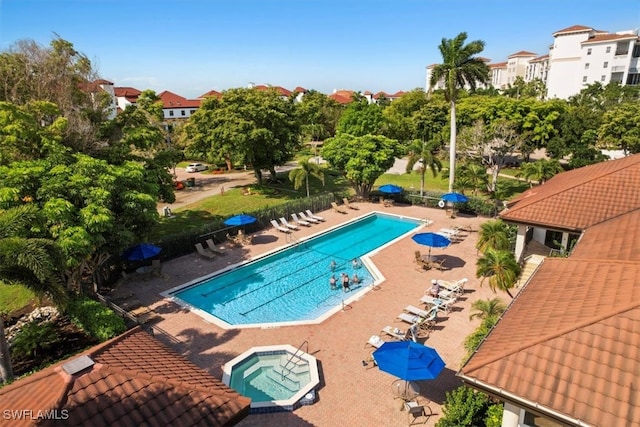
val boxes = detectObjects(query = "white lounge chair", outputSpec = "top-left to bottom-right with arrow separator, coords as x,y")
404,305 -> 430,318
365,335 -> 386,349
205,239 -> 226,255
381,325 -> 409,341
279,217 -> 298,230
195,243 -> 216,259
438,278 -> 468,295
270,219 -> 290,233
397,312 -> 423,325
306,209 -> 325,221
299,211 -> 319,223
291,213 -> 311,227
420,294 -> 455,314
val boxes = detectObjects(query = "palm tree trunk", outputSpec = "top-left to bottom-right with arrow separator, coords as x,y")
449,100 -> 457,193
420,167 -> 425,197
305,176 -> 310,198
0,317 -> 13,383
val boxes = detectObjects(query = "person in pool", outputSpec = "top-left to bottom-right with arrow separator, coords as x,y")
342,273 -> 350,292
329,274 -> 337,290
330,260 -> 337,271
351,273 -> 361,285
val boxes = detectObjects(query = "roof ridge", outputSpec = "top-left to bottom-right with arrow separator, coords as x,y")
462,298 -> 640,374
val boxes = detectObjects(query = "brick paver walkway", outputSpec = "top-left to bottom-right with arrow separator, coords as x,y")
121,202 -> 512,426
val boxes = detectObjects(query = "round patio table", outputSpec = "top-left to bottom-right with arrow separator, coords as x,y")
392,379 -> 420,402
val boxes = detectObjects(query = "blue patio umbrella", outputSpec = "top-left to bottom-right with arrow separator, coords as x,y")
373,341 -> 445,400
441,192 -> 469,203
374,341 -> 445,381
122,243 -> 162,261
412,232 -> 451,258
379,184 -> 403,194
223,214 -> 257,227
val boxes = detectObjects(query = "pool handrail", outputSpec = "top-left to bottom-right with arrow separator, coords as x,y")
282,340 -> 309,381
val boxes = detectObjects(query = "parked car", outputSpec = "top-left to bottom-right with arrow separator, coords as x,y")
185,163 -> 208,173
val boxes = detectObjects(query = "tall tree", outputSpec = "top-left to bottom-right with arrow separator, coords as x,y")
476,219 -> 510,254
429,32 -> 490,192
288,157 -> 325,197
405,138 -> 442,196
336,99 -> 386,137
0,204 -> 67,383
598,103 -> 640,155
518,159 -> 563,186
184,87 -> 300,184
322,134 -> 400,199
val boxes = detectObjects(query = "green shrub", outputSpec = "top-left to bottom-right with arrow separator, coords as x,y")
436,386 -> 492,427
485,402 -> 504,427
10,321 -> 59,359
66,297 -> 126,341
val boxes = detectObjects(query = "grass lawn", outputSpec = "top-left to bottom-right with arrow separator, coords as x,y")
374,171 -> 449,192
0,283 -> 36,315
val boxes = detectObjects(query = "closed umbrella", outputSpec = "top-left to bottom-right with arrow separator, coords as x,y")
412,232 -> 451,259
122,243 -> 162,261
223,214 -> 257,226
379,184 -> 403,194
373,341 -> 445,401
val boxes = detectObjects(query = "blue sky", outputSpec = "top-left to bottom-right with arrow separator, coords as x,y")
1,0 -> 639,99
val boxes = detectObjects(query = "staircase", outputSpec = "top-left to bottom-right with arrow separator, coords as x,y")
517,254 -> 545,288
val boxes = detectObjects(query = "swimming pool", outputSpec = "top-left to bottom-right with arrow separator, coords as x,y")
168,212 -> 422,327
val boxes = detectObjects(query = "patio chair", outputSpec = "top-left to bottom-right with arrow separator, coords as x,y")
420,294 -> 455,314
365,335 -> 386,349
342,197 -> 360,210
299,211 -> 319,223
396,312 -> 424,325
381,325 -> 409,341
414,251 -> 432,270
305,209 -> 325,221
331,202 -> 348,214
279,217 -> 299,230
151,259 -> 162,276
430,258 -> 447,271
195,243 -> 216,259
270,219 -> 291,233
205,239 -> 226,255
291,213 -> 311,227
405,400 -> 432,425
439,278 -> 468,295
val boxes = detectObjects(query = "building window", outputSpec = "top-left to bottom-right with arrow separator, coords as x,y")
584,63 -> 589,69
601,75 -> 606,82
627,73 -> 640,85
587,48 -> 592,55
615,42 -> 629,55
169,111 -> 174,117
606,46 -> 611,53
181,110 -> 186,116
633,45 -> 640,58
191,109 -> 196,114
603,62 -> 608,68
582,76 -> 588,83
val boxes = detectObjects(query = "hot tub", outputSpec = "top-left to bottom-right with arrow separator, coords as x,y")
222,345 -> 320,413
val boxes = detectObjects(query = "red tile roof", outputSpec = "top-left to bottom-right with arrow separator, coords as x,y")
553,25 -> 594,36
114,87 -> 142,97
508,50 -> 537,58
293,86 -> 307,93
583,33 -> 639,44
158,90 -> 201,109
199,90 -> 222,99
529,54 -> 549,62
0,327 -> 250,426
500,155 -> 640,231
489,62 -> 507,69
328,93 -> 352,104
462,155 -> 640,426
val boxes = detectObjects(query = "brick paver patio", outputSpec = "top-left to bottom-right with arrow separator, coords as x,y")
120,201 -> 513,426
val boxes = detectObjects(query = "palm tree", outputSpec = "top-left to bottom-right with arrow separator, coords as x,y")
476,248 -> 521,298
469,297 -> 507,321
288,157 -> 325,197
518,159 -> 563,187
429,32 -> 490,193
476,219 -> 510,254
459,162 -> 488,196
405,138 -> 442,196
0,204 -> 67,383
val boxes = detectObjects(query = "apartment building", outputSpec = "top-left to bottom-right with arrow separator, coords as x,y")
425,25 -> 640,99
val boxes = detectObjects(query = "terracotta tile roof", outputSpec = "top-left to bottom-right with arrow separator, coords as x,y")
114,87 -> 142,98
199,90 -> 222,99
254,85 -> 292,97
583,33 -> 639,44
373,91 -> 389,98
553,25 -> 594,36
328,93 -> 352,104
508,50 -> 537,58
158,90 -> 201,109
460,258 -> 640,426
500,155 -> 640,231
389,91 -> 405,98
529,54 -> 549,62
0,327 -> 250,426
293,86 -> 307,93
489,62 -> 507,69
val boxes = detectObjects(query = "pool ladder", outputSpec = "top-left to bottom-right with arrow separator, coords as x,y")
282,340 -> 308,381
286,232 -> 301,245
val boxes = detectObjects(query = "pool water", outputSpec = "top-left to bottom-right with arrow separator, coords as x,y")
174,213 -> 421,325
229,352 -> 311,402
